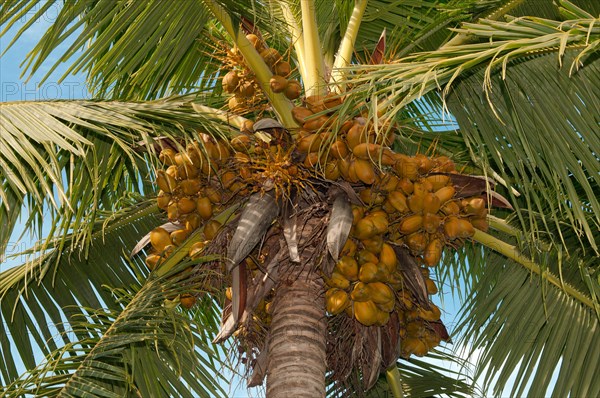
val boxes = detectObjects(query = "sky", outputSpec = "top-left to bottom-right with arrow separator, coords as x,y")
0,5 -> 561,398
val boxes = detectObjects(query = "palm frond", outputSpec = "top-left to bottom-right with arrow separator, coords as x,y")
2,260 -> 225,397
0,199 -> 162,386
0,97 -> 236,262
452,245 -> 599,397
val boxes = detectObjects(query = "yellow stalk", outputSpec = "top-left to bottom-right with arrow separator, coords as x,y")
203,0 -> 297,128
300,0 -> 327,96
331,0 -> 368,92
385,365 -> 405,398
472,229 -> 595,310
191,103 -> 249,131
279,2 -> 307,81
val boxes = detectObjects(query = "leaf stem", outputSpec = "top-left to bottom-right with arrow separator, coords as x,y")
331,0 -> 368,91
203,0 -> 296,127
279,2 -> 307,81
191,103 -> 249,131
385,365 -> 405,398
300,0 -> 327,96
472,229 -> 595,310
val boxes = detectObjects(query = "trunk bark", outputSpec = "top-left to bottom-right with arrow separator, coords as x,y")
266,265 -> 327,397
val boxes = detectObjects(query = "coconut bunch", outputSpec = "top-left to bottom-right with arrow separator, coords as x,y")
222,33 -> 301,112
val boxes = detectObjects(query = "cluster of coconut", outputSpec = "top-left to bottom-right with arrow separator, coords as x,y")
145,58 -> 492,360
222,34 -> 302,112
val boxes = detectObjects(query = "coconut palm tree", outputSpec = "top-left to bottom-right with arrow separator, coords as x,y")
1,0 -> 599,397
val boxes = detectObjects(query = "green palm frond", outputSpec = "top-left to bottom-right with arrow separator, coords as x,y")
0,199 -> 163,385
0,97 -> 236,261
2,261 -> 225,397
453,245 -> 600,397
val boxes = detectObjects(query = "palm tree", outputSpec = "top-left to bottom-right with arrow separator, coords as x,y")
1,0 -> 599,397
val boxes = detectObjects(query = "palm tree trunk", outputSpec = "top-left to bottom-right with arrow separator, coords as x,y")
266,263 -> 327,397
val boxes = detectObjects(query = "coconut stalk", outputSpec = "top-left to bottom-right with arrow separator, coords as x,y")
385,365 -> 405,398
203,0 -> 297,128
330,0 -> 368,92
472,229 -> 595,310
300,0 -> 327,97
279,2 -> 308,81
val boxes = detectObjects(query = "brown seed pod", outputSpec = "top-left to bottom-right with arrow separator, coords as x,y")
434,156 -> 455,172
337,157 -> 351,181
269,75 -> 288,93
335,256 -> 359,281
203,220 -> 222,240
157,191 -> 171,210
415,154 -> 435,174
324,161 -> 341,180
171,228 -> 192,246
231,135 -> 252,152
425,278 -> 439,295
322,93 -> 343,110
399,214 -> 423,235
422,213 -> 442,234
394,156 -> 419,181
303,115 -> 330,132
246,34 -> 264,51
425,174 -> 451,191
406,232 -> 428,255
422,193 -> 441,214
167,201 -> 179,220
470,217 -> 489,232
284,80 -> 302,100
359,188 -> 385,206
356,249 -> 379,265
353,300 -> 380,326
362,235 -> 384,254
434,186 -> 456,204
397,178 -> 414,195
228,96 -> 244,111
303,152 -> 320,168
260,48 -> 282,67
443,217 -> 475,239
353,218 -> 377,240
159,148 -> 177,165
441,201 -> 460,216
326,288 -> 350,315
196,197 -> 213,220
424,238 -> 443,266
296,133 -> 323,153
222,71 -> 239,93
352,142 -> 382,160
150,227 -> 172,252
292,106 -> 314,124
177,197 -> 197,214
464,197 -> 486,216
178,163 -> 199,180
408,193 -> 425,213
387,191 -> 409,213
220,171 -> 237,189
354,158 -> 377,185
145,254 -> 162,271
304,95 -> 326,113
368,212 -> 389,234
166,164 -> 179,179
346,123 -> 370,149
180,179 -> 202,196
238,81 -> 255,98
184,213 -> 202,231
156,170 -> 177,193
341,238 -> 357,257
204,187 -> 222,204
418,304 -> 441,322
367,282 -> 395,305
358,262 -> 380,283
326,271 -> 350,290
273,60 -> 291,77
346,159 -> 360,183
